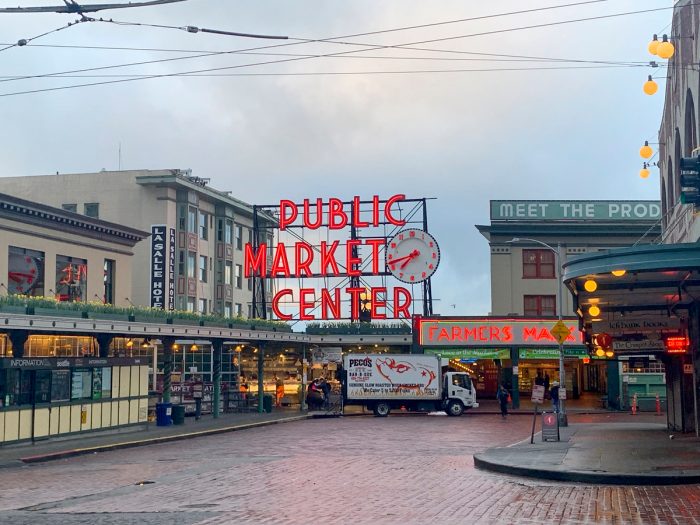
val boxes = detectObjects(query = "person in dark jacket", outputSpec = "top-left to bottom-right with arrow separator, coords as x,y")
550,381 -> 560,413
496,384 -> 510,419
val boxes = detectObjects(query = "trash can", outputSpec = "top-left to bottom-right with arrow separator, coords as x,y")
172,404 -> 186,425
155,402 -> 172,426
263,394 -> 273,413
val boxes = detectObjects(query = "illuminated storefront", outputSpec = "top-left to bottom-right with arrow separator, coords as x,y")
415,316 -> 587,407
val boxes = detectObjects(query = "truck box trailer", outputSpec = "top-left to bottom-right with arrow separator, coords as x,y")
343,354 -> 479,417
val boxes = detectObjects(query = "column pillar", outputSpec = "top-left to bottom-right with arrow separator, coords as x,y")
8,330 -> 29,358
257,343 -> 264,413
161,337 -> 175,404
510,347 -> 520,409
212,339 -> 222,419
96,334 -> 113,358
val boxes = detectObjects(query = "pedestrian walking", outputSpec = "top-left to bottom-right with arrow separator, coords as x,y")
496,384 -> 510,418
550,381 -> 560,413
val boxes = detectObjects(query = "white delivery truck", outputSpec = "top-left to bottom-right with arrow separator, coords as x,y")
343,354 -> 479,417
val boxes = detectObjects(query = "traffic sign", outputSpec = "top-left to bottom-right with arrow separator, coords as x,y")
550,320 -> 572,345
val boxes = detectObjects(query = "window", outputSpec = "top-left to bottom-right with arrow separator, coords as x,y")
524,295 -> 556,317
178,251 -> 185,276
199,211 -> 208,240
198,298 -> 207,314
217,219 -> 224,242
247,278 -> 252,291
248,229 -> 253,245
179,205 -> 187,230
188,207 -> 197,233
51,370 -> 70,402
62,203 -> 77,213
187,297 -> 195,312
8,246 -> 45,296
187,252 -> 196,279
235,264 -> 242,288
235,225 -> 243,250
103,259 -> 115,304
84,203 -> 99,218
235,303 -> 242,316
225,220 -> 233,245
224,303 -> 232,318
522,249 -> 555,279
247,305 -> 252,319
55,255 -> 87,302
225,261 -> 233,285
199,255 -> 208,282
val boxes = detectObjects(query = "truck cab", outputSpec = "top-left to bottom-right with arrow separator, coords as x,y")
443,372 -> 479,416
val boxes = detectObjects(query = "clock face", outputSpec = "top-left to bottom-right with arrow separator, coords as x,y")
7,253 -> 40,295
386,228 -> 440,283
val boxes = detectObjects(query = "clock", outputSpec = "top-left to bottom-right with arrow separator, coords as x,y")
7,253 -> 40,295
385,228 -> 440,283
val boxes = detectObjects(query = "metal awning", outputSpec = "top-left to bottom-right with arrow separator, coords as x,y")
562,243 -> 700,339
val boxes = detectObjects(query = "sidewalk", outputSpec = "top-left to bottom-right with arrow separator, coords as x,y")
471,397 -> 609,415
474,413 -> 700,485
0,409 -> 308,467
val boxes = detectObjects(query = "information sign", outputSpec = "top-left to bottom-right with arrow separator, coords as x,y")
559,388 -> 567,400
542,412 -> 560,442
531,384 -> 545,404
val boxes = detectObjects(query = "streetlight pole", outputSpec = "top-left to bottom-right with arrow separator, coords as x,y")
508,237 -> 568,426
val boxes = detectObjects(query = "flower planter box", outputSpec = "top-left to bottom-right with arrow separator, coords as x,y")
0,305 -> 31,315
90,312 -> 129,322
33,307 -> 84,318
169,318 -> 203,326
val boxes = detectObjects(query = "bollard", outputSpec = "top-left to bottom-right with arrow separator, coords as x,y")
655,394 -> 662,416
631,393 -> 638,415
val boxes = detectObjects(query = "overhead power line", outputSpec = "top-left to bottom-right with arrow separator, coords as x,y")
0,1 -> 677,97
0,0 -> 187,14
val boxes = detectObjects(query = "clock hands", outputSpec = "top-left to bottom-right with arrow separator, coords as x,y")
388,250 -> 420,269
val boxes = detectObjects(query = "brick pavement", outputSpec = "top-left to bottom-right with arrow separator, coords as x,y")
1,413 -> 699,524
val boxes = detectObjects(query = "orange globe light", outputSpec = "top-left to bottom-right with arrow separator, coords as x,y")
640,141 -> 653,159
643,76 -> 658,95
605,350 -> 614,358
648,35 -> 659,55
657,36 -> 675,59
584,279 -> 598,292
640,167 -> 650,179
589,305 -> 601,317
595,348 -> 605,357
611,269 -> 626,277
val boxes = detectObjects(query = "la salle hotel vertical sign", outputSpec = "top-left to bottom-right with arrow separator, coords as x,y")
150,225 -> 167,308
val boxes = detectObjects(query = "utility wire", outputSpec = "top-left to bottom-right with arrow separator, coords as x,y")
0,20 -> 82,53
0,2 -> 678,96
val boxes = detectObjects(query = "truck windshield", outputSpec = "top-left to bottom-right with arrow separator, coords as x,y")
451,374 -> 471,390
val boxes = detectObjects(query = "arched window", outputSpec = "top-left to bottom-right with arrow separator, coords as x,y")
685,89 -> 697,156
661,176 -> 668,231
668,156 -> 675,205
674,128 -> 682,202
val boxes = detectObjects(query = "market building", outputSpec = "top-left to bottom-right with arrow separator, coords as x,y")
466,199 -> 662,407
562,0 -> 700,434
0,169 -> 274,319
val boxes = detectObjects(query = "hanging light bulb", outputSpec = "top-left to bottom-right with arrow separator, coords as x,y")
584,279 -> 598,292
605,350 -> 615,358
640,162 -> 650,179
657,35 -> 675,59
648,34 -> 659,55
611,269 -> 626,277
643,75 -> 658,95
589,305 -> 601,317
640,141 -> 653,159
595,348 -> 606,357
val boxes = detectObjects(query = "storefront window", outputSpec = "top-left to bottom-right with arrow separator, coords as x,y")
51,370 -> 71,402
55,255 -> 87,302
34,370 -> 51,403
8,246 -> 45,296
0,369 -> 20,407
71,369 -> 92,400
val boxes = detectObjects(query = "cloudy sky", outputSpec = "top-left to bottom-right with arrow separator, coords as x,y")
0,0 -> 671,316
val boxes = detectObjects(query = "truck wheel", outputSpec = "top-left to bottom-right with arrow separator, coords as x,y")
373,402 -> 391,417
446,400 -> 464,417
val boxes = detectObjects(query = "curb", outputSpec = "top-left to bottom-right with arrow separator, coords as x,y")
473,454 -> 700,485
20,415 -> 310,464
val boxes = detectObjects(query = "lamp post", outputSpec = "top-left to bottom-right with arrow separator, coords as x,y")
508,237 -> 568,426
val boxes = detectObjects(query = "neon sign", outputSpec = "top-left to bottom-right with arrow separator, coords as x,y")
246,195 -> 430,321
665,336 -> 688,353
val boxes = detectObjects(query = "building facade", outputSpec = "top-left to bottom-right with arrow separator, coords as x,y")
0,169 -> 274,319
475,200 -> 662,406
